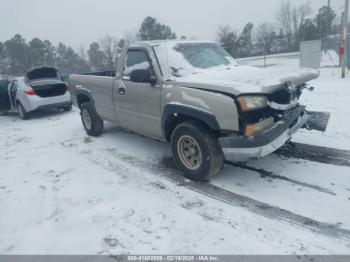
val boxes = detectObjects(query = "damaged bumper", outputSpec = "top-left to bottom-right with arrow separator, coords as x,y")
219,106 -> 310,162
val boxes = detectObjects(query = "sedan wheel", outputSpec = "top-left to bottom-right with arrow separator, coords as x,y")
17,103 -> 29,120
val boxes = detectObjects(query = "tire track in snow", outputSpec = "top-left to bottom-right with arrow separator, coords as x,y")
100,151 -> 350,241
225,161 -> 336,196
276,143 -> 350,168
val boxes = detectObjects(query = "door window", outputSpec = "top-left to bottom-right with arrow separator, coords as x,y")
123,50 -> 152,79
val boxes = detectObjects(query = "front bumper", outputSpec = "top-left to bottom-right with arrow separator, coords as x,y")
219,106 -> 309,162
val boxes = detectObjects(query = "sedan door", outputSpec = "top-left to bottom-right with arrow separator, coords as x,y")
116,49 -> 162,138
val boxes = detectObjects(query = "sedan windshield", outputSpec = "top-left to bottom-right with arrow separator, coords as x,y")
153,42 -> 238,79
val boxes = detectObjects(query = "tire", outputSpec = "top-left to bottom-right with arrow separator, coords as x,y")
171,121 -> 224,181
80,102 -> 104,137
17,102 -> 30,120
63,105 -> 73,111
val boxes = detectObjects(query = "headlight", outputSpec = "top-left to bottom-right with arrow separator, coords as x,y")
245,117 -> 274,137
238,96 -> 268,111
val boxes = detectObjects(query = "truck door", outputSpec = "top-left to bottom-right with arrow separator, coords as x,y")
116,48 -> 162,138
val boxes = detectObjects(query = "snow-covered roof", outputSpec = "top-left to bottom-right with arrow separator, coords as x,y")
133,39 -> 217,48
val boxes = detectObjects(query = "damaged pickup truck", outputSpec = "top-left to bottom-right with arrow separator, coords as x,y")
69,40 -> 329,181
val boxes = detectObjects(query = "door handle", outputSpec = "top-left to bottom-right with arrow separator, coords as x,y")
118,86 -> 126,95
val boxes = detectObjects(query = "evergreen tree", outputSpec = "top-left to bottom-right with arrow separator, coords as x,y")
316,6 -> 336,39
43,40 -> 56,66
28,38 -> 47,67
300,19 -> 319,41
56,43 -> 88,74
0,42 -> 8,73
139,17 -> 177,41
87,42 -> 106,71
216,25 -> 238,57
237,23 -> 254,57
4,34 -> 30,74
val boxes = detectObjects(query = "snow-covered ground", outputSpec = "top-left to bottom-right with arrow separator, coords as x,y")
1,53 -> 350,255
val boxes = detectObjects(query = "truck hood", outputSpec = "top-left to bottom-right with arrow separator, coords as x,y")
171,66 -> 320,95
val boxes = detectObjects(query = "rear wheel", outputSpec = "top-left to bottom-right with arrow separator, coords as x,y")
171,121 -> 224,181
80,102 -> 104,136
17,102 -> 29,120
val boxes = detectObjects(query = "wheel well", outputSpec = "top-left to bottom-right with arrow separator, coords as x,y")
164,113 -> 218,142
76,94 -> 91,108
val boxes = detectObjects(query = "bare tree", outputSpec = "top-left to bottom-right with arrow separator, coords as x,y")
123,30 -> 139,45
277,1 -> 313,51
256,23 -> 276,55
78,44 -> 87,60
100,35 -> 119,70
292,1 -> 312,47
277,1 -> 293,50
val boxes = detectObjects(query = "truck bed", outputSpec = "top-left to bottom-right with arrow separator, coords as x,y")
82,71 -> 116,77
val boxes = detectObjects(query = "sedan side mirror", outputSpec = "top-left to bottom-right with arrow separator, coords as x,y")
130,69 -> 156,84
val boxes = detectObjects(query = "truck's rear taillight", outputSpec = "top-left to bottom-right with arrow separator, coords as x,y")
24,87 -> 36,96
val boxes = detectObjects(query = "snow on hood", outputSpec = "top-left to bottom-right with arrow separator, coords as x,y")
152,41 -> 319,95
172,65 -> 320,95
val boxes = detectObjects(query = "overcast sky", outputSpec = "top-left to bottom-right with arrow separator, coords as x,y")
0,0 -> 346,49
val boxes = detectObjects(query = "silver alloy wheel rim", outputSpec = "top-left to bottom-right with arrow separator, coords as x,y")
82,109 -> 92,130
177,135 -> 203,170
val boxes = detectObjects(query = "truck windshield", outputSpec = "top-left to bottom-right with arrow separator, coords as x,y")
153,42 -> 238,79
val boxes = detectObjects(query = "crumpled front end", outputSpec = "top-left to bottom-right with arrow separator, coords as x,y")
219,106 -> 309,162
218,82 -> 329,162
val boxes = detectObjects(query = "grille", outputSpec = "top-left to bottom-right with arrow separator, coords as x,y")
268,87 -> 292,104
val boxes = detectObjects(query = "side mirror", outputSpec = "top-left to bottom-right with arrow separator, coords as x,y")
130,69 -> 156,84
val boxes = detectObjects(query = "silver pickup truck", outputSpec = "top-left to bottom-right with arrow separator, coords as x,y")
69,40 -> 328,181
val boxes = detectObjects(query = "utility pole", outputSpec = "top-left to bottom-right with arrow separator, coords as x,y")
341,0 -> 349,78
323,0 -> 331,59
327,0 -> 331,37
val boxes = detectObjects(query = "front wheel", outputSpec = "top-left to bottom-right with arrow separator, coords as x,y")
80,102 -> 104,137
171,121 -> 224,181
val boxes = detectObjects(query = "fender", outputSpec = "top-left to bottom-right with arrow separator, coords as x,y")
162,103 -> 221,141
75,87 -> 92,106
74,87 -> 97,113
